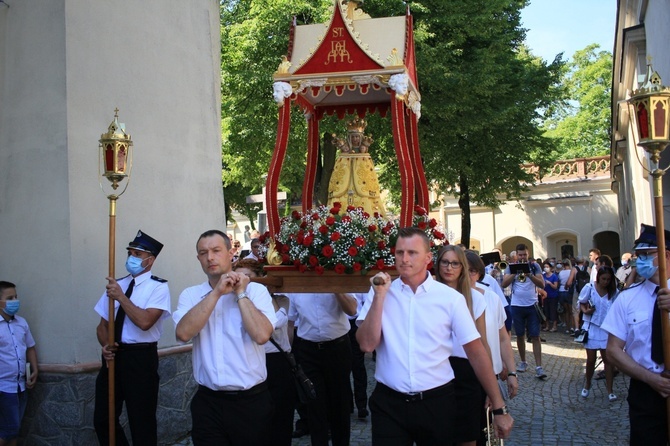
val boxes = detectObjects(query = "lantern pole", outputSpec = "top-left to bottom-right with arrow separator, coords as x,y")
98,109 -> 133,446
627,61 -> 670,436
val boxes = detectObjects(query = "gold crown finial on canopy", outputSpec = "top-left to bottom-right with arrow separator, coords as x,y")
347,116 -> 367,133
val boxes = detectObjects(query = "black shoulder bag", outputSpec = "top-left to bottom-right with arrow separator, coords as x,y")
268,337 -> 317,403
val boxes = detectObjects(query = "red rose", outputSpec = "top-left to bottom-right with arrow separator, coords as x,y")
315,265 -> 325,275
390,247 -> 396,255
414,205 -> 427,216
382,226 -> 391,235
333,202 -> 342,209
292,210 -> 301,219
374,212 -> 380,218
319,225 -> 329,234
354,236 -> 366,247
348,246 -> 358,256
378,241 -> 386,249
299,264 -> 308,272
258,234 -> 266,243
281,244 -> 290,253
281,254 -> 290,263
368,224 -> 377,232
417,221 -> 427,230
309,255 -> 319,266
341,216 -> 352,223
303,235 -> 314,246
312,213 -> 320,220
433,230 -> 445,240
427,261 -> 434,270
330,232 -> 341,242
329,207 -> 340,215
353,262 -> 362,272
326,216 -> 336,225
322,245 -> 334,257
297,234 -> 304,244
376,259 -> 386,269
293,259 -> 301,267
347,205 -> 356,212
363,212 -> 370,219
429,218 -> 438,228
334,264 -> 346,274
300,221 -> 307,229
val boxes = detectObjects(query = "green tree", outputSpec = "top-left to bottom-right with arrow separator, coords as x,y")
383,0 -> 564,247
543,44 -> 613,159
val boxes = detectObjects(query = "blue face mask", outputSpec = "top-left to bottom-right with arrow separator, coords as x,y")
636,255 -> 658,279
125,255 -> 148,276
2,300 -> 20,316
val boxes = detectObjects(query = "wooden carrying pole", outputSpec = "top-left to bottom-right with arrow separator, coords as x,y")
649,159 -> 670,439
107,196 -> 117,446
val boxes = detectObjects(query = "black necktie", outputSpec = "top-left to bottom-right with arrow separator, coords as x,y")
114,279 -> 135,343
652,286 -> 664,364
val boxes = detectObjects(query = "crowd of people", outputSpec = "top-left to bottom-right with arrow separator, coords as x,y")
2,224 -> 670,445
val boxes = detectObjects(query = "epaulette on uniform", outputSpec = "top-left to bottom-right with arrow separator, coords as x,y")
151,275 -> 168,283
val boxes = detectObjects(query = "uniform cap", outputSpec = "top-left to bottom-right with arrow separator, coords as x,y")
633,223 -> 670,251
127,230 -> 163,256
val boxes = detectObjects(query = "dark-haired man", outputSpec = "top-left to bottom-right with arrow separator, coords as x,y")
501,244 -> 547,379
174,230 -> 277,445
93,230 -> 171,446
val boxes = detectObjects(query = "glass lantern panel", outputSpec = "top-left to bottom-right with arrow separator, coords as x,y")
653,99 -> 667,139
105,143 -> 115,172
637,102 -> 650,139
118,145 -> 127,173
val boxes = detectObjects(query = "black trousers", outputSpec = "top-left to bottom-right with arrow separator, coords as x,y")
190,383 -> 273,446
369,382 -> 455,446
94,344 -> 159,446
348,319 -> 368,411
266,352 -> 296,446
295,335 -> 352,446
628,378 -> 669,446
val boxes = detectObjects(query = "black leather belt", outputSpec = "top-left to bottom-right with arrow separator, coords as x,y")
199,381 -> 268,399
301,334 -> 347,350
117,342 -> 157,351
377,381 -> 453,403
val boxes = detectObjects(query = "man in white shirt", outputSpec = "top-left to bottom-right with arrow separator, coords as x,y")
288,291 -> 358,446
356,228 -> 513,444
173,230 -> 277,445
93,230 -> 171,446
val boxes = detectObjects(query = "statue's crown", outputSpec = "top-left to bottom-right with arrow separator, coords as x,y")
347,117 -> 367,133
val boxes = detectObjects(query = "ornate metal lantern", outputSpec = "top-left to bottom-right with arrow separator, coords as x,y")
99,108 -> 133,192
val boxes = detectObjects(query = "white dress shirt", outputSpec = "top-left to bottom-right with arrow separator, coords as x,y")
287,293 -> 353,342
264,307 -> 291,353
94,272 -> 171,343
173,281 -> 277,391
0,315 -> 35,393
452,289 -> 487,359
479,286 -> 507,374
481,273 -> 508,308
357,273 -> 480,393
602,279 -> 666,374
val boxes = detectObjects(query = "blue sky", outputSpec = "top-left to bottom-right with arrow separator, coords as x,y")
520,0 -> 617,62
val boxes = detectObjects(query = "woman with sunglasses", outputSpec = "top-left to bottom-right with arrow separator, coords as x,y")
435,245 -> 489,446
577,265 -> 619,401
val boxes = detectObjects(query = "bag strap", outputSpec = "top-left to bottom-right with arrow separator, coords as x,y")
268,336 -> 298,369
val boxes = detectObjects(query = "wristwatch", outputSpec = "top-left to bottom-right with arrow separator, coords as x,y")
236,292 -> 250,303
491,405 -> 509,416
507,372 -> 517,377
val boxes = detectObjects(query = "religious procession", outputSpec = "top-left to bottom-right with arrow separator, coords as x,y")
2,0 -> 670,445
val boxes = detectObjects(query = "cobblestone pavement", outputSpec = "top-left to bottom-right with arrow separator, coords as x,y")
171,329 -> 630,445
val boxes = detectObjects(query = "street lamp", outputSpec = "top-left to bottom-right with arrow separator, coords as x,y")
98,108 -> 133,446
627,61 -> 670,435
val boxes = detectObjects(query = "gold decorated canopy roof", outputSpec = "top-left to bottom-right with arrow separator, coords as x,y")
273,0 -> 420,115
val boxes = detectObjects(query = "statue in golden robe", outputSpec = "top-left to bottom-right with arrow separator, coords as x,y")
327,117 -> 386,216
